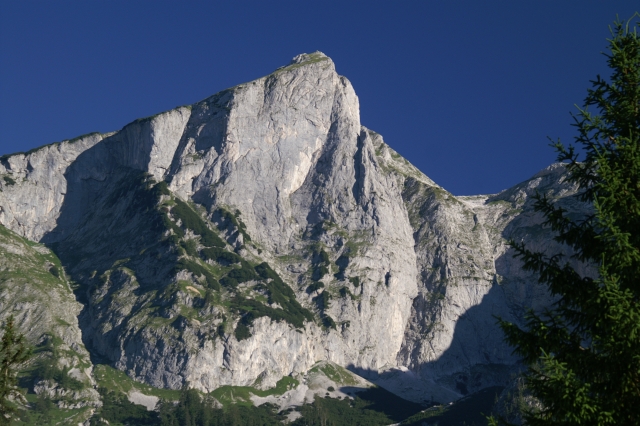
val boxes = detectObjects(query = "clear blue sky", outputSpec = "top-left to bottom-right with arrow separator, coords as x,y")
1,1 -> 637,195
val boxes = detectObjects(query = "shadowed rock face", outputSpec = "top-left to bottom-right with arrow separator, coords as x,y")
0,52 -> 586,403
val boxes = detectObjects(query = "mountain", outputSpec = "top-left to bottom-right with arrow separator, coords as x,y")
0,52 -> 585,423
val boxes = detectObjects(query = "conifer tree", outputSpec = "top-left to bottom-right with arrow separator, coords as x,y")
497,14 -> 640,425
0,315 -> 30,424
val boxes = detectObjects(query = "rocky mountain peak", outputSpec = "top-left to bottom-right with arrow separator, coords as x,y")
0,52 -> 588,423
289,51 -> 330,65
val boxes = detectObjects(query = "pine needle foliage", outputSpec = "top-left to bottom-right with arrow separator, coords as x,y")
0,315 -> 30,424
496,15 -> 640,425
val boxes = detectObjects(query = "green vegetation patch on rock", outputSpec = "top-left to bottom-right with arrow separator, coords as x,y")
93,364 -> 181,401
214,207 -> 252,243
200,247 -> 241,265
91,387 -> 159,426
171,198 -> 226,248
174,258 -> 220,291
254,262 -> 314,323
306,281 -> 324,293
220,260 -> 257,288
31,357 -> 85,392
291,385 -> 424,426
230,262 -> 315,340
211,376 -> 299,408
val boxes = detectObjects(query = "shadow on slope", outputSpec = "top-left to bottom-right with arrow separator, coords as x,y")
400,385 -> 503,426
292,385 -> 424,426
342,282 -> 519,424
349,280 -> 520,407
353,165 -> 587,421
40,134 -> 180,366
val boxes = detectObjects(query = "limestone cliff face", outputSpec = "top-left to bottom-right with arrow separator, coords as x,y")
0,52 -> 585,403
388,163 -> 584,401
0,133 -> 103,241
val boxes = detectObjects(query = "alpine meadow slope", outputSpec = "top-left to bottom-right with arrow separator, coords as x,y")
0,52 -> 587,420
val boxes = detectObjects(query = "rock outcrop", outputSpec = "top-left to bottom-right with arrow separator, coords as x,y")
0,223 -> 100,418
0,52 -> 586,405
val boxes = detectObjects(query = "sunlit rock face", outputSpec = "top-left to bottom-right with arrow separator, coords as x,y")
0,52 -> 584,403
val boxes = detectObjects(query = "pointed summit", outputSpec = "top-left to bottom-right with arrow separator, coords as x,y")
273,51 -> 332,73
289,51 -> 329,65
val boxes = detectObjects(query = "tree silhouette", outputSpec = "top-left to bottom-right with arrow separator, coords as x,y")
496,14 -> 640,425
0,315 -> 31,424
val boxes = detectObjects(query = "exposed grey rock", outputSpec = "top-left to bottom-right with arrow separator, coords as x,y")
388,162 -> 585,402
0,52 -> 587,407
249,360 -> 375,414
0,133 -> 104,241
128,391 -> 159,411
